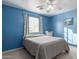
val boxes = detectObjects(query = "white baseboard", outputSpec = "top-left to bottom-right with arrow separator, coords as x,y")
2,47 -> 23,54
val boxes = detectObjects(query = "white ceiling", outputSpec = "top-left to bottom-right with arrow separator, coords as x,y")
2,0 -> 77,16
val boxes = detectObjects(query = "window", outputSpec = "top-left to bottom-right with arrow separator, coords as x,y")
24,15 -> 43,36
28,16 -> 40,34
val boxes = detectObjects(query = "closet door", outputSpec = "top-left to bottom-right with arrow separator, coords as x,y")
64,27 -> 77,45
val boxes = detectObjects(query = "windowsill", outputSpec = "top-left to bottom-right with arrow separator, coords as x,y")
25,34 -> 44,38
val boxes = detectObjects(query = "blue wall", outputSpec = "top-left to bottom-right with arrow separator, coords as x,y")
2,5 -> 49,51
51,9 -> 77,37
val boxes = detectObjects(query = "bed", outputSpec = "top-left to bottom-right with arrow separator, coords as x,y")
23,35 -> 69,59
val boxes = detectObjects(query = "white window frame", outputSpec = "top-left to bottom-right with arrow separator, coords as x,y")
24,15 -> 43,37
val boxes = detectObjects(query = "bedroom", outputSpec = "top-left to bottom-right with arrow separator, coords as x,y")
2,0 -> 77,59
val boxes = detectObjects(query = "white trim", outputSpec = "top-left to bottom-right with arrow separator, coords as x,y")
2,47 -> 23,54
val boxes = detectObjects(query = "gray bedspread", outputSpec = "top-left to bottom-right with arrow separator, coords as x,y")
23,36 -> 69,59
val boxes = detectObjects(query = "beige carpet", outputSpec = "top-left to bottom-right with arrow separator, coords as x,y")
2,46 -> 77,59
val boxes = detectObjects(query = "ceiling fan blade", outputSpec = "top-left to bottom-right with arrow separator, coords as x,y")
36,3 -> 48,10
50,0 -> 63,5
49,0 -> 56,2
36,5 -> 44,10
49,0 -> 57,4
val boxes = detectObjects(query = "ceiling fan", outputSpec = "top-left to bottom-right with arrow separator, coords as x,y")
36,0 -> 63,13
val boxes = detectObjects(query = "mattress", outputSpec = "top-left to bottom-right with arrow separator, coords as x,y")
23,36 -> 69,59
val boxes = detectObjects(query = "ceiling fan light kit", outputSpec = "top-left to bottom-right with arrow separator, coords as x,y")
47,5 -> 55,12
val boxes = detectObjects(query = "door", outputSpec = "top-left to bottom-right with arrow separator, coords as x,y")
64,27 -> 77,45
